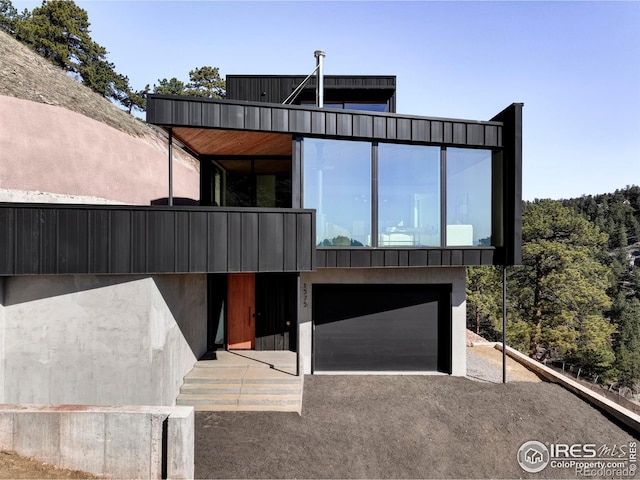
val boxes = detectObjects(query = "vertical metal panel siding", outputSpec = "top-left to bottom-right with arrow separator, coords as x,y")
0,206 -> 315,275
373,117 -> 386,137
259,213 -> 284,271
241,213 -> 259,270
431,121 -> 443,142
0,208 -> 14,274
202,103 -> 220,128
396,119 -> 411,140
311,111 -> 325,134
15,209 -> 40,274
353,115 -> 373,137
147,96 -> 503,148
131,210 -> 147,273
189,101 -> 202,126
40,208 -> 58,274
245,106 -> 260,130
215,211 -> 234,271
89,209 -> 109,274
283,214 -> 298,271
313,247 -> 497,267
189,211 -> 208,272
110,210 -> 131,273
296,213 -> 313,271
272,110 -> 288,132
491,103 -> 523,266
175,211 -> 190,272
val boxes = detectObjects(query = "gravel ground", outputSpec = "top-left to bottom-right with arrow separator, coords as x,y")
196,365 -> 636,479
467,345 -> 543,383
196,376 -> 637,479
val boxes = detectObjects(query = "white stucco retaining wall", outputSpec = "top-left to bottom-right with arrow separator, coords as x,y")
0,274 -> 207,406
299,267 -> 467,376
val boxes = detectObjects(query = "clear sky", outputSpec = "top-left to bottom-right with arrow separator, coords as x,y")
14,0 -> 640,201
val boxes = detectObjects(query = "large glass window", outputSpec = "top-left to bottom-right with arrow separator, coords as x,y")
446,148 -> 492,246
378,144 -> 440,246
303,139 -> 371,246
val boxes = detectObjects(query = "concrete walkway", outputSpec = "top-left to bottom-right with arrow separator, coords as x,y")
177,351 -> 303,413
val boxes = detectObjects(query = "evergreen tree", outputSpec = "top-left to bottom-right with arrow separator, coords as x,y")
14,0 -> 106,76
615,298 -> 640,389
0,0 -> 17,34
153,77 -> 187,96
510,200 -> 614,373
466,266 -> 502,339
153,67 -> 226,100
185,66 -> 225,98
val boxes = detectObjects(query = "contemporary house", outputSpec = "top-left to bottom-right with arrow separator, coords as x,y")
145,73 -> 523,376
0,72 -> 521,407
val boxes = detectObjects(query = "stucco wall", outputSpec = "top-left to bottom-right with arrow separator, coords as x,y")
0,96 -> 199,205
298,267 -> 467,376
0,274 -> 207,406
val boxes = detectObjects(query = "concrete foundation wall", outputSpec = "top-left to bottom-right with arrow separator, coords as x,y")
0,274 -> 207,406
0,404 -> 194,479
0,96 -> 199,205
299,267 -> 467,376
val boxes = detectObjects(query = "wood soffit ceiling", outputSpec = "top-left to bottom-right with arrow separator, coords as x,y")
172,128 -> 292,156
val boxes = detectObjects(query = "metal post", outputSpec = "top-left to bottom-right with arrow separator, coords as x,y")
168,128 -> 173,206
314,50 -> 325,108
502,264 -> 507,384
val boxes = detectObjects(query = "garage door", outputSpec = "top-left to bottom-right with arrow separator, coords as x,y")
313,284 -> 451,372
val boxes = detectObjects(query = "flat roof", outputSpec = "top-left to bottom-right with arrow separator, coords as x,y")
146,95 -> 504,157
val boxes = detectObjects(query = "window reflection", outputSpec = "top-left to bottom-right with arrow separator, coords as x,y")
378,144 -> 440,246
303,139 -> 371,246
446,148 -> 492,246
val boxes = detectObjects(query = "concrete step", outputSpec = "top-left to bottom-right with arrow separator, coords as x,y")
190,404 -> 300,412
176,352 -> 303,412
184,367 -> 300,385
180,383 -> 302,396
176,393 -> 301,407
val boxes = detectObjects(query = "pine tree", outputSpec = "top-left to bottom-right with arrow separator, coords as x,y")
0,0 -> 17,34
615,298 -> 640,389
510,200 -> 614,374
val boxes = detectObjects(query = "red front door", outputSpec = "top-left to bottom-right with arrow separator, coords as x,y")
227,273 -> 255,349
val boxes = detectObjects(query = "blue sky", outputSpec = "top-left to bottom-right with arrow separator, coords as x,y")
15,0 -> 640,200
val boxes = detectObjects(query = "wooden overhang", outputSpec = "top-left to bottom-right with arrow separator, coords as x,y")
146,95 -> 503,153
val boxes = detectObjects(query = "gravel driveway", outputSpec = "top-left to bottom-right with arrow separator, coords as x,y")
196,372 -> 636,479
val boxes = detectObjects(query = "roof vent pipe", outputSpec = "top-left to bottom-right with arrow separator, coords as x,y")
314,50 -> 325,108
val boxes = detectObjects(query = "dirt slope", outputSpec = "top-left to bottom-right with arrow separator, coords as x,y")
0,30 -> 148,137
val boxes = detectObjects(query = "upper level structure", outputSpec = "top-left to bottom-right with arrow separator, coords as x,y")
226,75 -> 397,112
146,86 -> 522,267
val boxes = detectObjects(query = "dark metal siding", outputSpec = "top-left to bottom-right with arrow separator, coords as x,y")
147,96 -> 503,149
0,204 -> 316,275
491,103 -> 523,266
226,75 -> 397,112
315,248 -> 495,268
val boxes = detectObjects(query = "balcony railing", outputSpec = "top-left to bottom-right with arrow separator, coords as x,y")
0,204 -> 315,275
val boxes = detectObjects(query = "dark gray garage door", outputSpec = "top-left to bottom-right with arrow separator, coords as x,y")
313,284 -> 451,372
